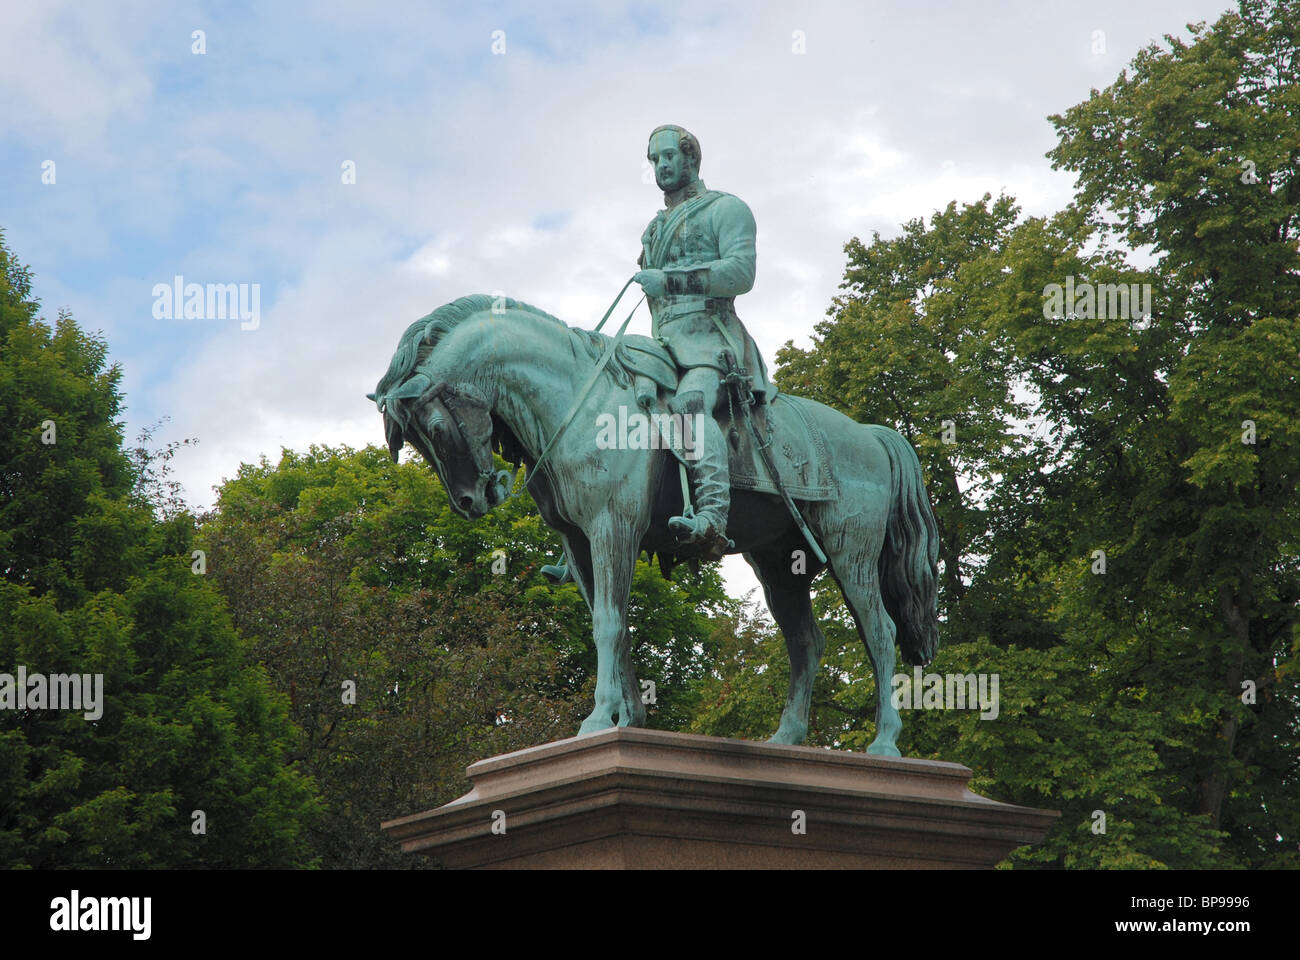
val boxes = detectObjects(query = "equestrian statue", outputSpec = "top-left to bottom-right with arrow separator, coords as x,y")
370,125 -> 940,755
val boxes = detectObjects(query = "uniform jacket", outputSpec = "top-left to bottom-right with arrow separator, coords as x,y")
638,179 -> 774,401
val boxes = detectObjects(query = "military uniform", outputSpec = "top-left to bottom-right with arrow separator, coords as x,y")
540,136 -> 770,580
638,179 -> 773,404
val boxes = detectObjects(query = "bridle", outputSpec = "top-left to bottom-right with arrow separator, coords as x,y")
430,385 -> 495,480
406,383 -> 519,503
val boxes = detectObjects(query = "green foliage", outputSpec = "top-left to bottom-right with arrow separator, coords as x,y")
198,443 -> 732,867
0,231 -> 321,867
1047,0 -> 1300,326
0,235 -> 135,607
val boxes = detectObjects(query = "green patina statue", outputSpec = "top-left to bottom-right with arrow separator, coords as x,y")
370,125 -> 943,754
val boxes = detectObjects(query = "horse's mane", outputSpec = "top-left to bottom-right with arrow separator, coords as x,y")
374,294 -> 632,401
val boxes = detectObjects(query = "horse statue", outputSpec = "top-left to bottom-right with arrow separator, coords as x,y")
370,294 -> 940,755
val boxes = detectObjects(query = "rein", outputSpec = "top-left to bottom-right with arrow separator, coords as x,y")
528,276 -> 645,483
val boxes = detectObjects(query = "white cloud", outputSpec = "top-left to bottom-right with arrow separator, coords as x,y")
3,0 -> 1234,602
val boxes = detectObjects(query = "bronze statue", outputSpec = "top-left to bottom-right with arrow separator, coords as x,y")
370,127 -> 941,755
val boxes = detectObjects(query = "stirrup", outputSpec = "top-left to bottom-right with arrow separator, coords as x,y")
668,503 -> 704,540
541,554 -> 572,584
668,511 -> 732,557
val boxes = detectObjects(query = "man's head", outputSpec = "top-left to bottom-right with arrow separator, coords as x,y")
647,125 -> 701,192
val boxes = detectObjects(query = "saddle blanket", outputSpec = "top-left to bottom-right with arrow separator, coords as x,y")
721,393 -> 837,502
611,334 -> 838,503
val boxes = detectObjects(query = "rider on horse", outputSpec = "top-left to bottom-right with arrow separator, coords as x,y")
632,124 -> 774,561
541,124 -> 775,582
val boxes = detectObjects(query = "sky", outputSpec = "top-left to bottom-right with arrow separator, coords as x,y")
1,0 -> 1235,599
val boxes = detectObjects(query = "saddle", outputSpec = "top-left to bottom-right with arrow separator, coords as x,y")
616,335 -> 837,503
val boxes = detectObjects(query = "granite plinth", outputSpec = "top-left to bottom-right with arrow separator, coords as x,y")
382,727 -> 1058,869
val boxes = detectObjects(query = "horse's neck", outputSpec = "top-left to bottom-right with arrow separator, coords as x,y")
447,311 -> 586,460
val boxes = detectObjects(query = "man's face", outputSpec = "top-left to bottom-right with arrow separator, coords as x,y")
648,131 -> 693,192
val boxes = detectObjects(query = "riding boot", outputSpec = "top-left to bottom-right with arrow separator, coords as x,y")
667,391 -> 733,561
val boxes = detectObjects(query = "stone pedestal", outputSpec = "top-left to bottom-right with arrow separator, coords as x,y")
382,727 -> 1058,869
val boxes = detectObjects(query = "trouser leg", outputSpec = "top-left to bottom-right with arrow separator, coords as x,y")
668,367 -> 731,559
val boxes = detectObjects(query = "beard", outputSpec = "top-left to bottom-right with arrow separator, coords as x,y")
658,167 -> 698,194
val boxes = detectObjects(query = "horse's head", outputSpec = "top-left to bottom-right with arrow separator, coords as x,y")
369,377 -> 509,519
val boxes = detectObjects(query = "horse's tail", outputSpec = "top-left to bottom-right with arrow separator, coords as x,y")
867,425 -> 940,666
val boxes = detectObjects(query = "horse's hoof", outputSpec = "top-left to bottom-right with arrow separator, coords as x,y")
768,727 -> 807,745
577,717 -> 612,735
866,742 -> 901,757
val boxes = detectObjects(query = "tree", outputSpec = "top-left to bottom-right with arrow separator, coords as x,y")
1047,0 -> 1299,863
0,233 -> 135,608
0,230 -> 321,867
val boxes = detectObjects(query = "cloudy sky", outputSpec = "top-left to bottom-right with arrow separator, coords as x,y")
2,0 -> 1232,597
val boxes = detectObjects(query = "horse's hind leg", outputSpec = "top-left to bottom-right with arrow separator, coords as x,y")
745,546 -> 825,745
833,567 -> 902,756
816,503 -> 902,756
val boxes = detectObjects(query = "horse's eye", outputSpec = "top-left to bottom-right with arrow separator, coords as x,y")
429,419 -> 450,454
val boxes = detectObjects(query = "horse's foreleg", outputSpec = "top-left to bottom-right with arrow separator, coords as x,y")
576,518 -> 640,735
616,623 -> 647,728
